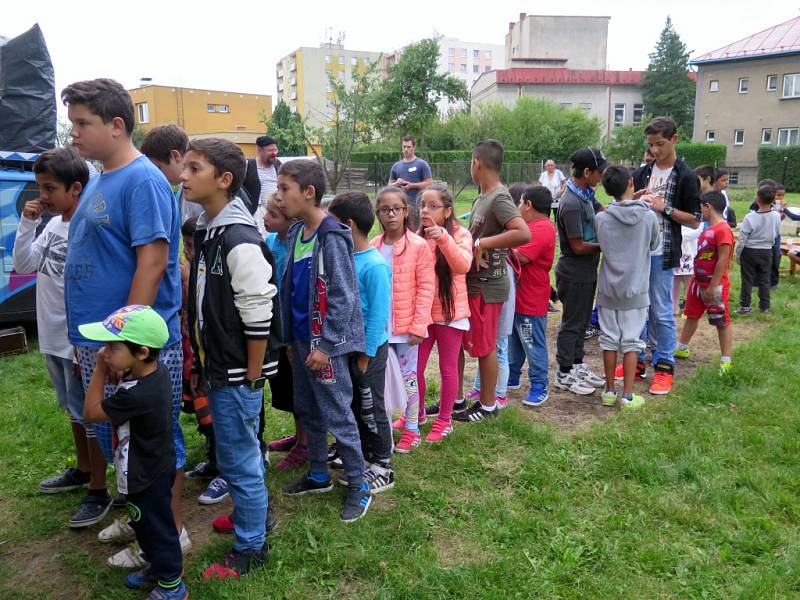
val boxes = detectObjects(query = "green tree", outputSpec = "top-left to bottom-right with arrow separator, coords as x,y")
302,61 -> 381,193
641,16 -> 696,133
261,100 -> 306,156
375,38 -> 467,146
604,123 -> 647,163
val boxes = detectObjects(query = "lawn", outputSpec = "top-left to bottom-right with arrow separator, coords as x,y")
2,187 -> 799,599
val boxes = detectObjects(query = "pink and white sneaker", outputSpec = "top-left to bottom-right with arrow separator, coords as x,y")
425,419 -> 453,443
394,429 -> 421,453
495,396 -> 509,410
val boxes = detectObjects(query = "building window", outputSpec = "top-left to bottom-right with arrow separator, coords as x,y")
484,65 -> 491,73
560,102 -> 572,109
460,48 -> 467,58
738,78 -> 749,93
290,62 -> 296,72
762,128 -> 772,144
729,172 -> 739,185
351,57 -> 357,66
734,129 -> 745,145
207,104 -> 216,113
218,104 -> 229,113
782,73 -> 800,98
338,56 -> 344,65
136,102 -> 149,123
767,74 -> 777,91
579,102 -> 592,111
448,47 -> 454,57
364,56 -> 370,65
709,79 -> 719,92
632,103 -> 644,124
473,49 -> 480,60
460,63 -> 466,74
706,130 -> 715,142
448,63 -> 454,73
277,69 -> 283,78
326,82 -> 332,93
613,103 -> 625,127
778,127 -> 800,146
473,64 -> 479,74
324,55 -> 331,64
485,50 -> 492,60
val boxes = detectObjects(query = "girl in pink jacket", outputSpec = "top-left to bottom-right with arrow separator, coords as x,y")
370,186 -> 435,453
416,184 -> 473,442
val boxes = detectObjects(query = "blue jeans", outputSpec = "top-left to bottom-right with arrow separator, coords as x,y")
509,314 -> 549,387
473,335 -> 509,397
209,385 -> 267,552
638,255 -> 676,366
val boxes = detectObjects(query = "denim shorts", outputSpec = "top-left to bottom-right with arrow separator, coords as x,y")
44,354 -> 92,435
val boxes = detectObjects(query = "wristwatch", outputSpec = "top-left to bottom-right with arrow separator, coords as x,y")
245,376 -> 267,390
664,206 -> 674,218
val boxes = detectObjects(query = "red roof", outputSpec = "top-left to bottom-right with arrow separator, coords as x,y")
692,15 -> 800,64
495,67 -> 643,86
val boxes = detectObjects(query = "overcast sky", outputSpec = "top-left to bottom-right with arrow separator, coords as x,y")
4,0 -> 796,113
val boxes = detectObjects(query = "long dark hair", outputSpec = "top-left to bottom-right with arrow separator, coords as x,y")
419,183 -> 458,323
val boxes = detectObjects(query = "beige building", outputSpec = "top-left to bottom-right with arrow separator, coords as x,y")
691,15 -> 800,186
471,13 -> 643,138
275,43 -> 382,128
128,85 -> 271,156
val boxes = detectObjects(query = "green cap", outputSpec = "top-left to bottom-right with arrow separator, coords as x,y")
79,305 -> 169,349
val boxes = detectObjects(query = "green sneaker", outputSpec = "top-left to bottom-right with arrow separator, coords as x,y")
719,361 -> 732,376
620,394 -> 645,411
601,391 -> 618,406
673,346 -> 690,359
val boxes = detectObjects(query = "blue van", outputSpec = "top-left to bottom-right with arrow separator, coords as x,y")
0,151 -> 44,322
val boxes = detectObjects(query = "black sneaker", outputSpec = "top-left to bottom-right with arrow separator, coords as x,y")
341,483 -> 372,523
584,325 -> 601,339
202,543 -> 268,580
266,505 -> 278,534
451,402 -> 498,423
364,463 -> 394,494
282,472 -> 334,496
424,403 -> 440,416
426,397 -> 469,416
326,444 -> 343,469
69,493 -> 112,528
186,461 -> 219,479
112,493 -> 127,509
39,467 -> 90,494
737,306 -> 752,315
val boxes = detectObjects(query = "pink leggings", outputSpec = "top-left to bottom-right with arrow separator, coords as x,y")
417,324 -> 466,423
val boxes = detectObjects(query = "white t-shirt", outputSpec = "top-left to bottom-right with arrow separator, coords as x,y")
12,216 -> 72,359
538,169 -> 566,200
377,242 -> 409,344
257,163 -> 278,206
647,164 -> 674,256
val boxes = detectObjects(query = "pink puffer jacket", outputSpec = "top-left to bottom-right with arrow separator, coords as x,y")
426,225 -> 473,324
370,230 -> 435,338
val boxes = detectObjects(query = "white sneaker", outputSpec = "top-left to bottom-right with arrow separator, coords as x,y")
574,363 -> 604,388
107,541 -> 147,568
97,516 -> 135,544
554,370 -> 595,396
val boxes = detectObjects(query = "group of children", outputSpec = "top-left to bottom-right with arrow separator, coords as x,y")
17,80 -> 788,598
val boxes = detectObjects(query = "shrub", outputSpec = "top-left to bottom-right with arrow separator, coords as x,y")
674,142 -> 726,168
758,146 -> 800,192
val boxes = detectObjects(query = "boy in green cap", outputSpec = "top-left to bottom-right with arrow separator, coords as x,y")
82,304 -> 187,600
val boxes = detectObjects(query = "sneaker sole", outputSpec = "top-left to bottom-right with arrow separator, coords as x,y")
506,384 -> 521,390
69,502 -> 112,528
341,495 -> 372,523
522,394 -> 548,407
198,492 -> 231,505
648,388 -> 672,396
39,483 -> 88,494
369,481 -> 395,495
282,483 -> 334,496
553,381 -> 595,396
393,444 -> 419,454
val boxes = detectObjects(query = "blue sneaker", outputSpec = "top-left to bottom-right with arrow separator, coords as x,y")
198,476 -> 229,505
522,384 -> 548,407
125,567 -> 158,590
148,581 -> 187,599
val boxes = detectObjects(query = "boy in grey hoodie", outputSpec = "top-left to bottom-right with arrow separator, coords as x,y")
596,166 -> 660,409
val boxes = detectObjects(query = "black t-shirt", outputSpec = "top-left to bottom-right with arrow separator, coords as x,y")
102,363 -> 175,495
555,186 -> 601,282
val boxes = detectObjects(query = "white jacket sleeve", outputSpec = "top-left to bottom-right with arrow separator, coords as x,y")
12,217 -> 45,274
226,243 -> 277,339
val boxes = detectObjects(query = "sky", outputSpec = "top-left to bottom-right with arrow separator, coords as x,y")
3,0 -> 796,114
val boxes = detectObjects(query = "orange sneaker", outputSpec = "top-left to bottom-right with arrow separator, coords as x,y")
649,366 -> 673,395
614,361 -> 647,381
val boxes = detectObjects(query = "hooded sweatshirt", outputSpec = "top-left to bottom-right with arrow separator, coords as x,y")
595,199 -> 660,310
188,196 -> 282,387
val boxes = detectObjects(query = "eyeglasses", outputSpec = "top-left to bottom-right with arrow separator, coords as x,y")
376,206 -> 406,216
420,204 -> 445,211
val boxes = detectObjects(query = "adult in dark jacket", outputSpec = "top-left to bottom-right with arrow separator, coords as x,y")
630,117 -> 701,396
242,136 -> 282,230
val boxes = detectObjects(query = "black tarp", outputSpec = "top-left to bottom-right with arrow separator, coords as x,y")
0,24 -> 56,152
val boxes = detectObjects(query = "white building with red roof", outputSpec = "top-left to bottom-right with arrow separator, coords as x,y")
691,15 -> 800,185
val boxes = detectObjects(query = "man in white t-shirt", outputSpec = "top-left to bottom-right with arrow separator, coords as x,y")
243,136 -> 282,234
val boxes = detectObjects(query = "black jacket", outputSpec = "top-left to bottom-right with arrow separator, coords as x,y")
188,196 -> 283,387
633,159 -> 701,270
242,158 -> 282,214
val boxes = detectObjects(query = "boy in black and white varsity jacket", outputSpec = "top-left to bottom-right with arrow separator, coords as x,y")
183,138 -> 280,580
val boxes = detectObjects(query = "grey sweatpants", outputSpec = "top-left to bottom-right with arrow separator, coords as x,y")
291,341 -> 365,487
598,306 -> 648,354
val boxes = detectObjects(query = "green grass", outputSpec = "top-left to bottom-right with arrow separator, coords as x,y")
1,282 -> 800,597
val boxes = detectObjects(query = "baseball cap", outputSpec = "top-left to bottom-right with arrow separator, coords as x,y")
570,147 -> 610,173
256,135 -> 277,147
79,305 -> 169,349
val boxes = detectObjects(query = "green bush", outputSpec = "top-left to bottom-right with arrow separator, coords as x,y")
758,146 -> 800,192
349,149 -> 534,164
674,142 -> 726,168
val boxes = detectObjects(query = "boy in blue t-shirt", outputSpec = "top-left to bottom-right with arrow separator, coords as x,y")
276,160 -> 371,523
61,78 -> 188,566
329,191 -> 394,494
